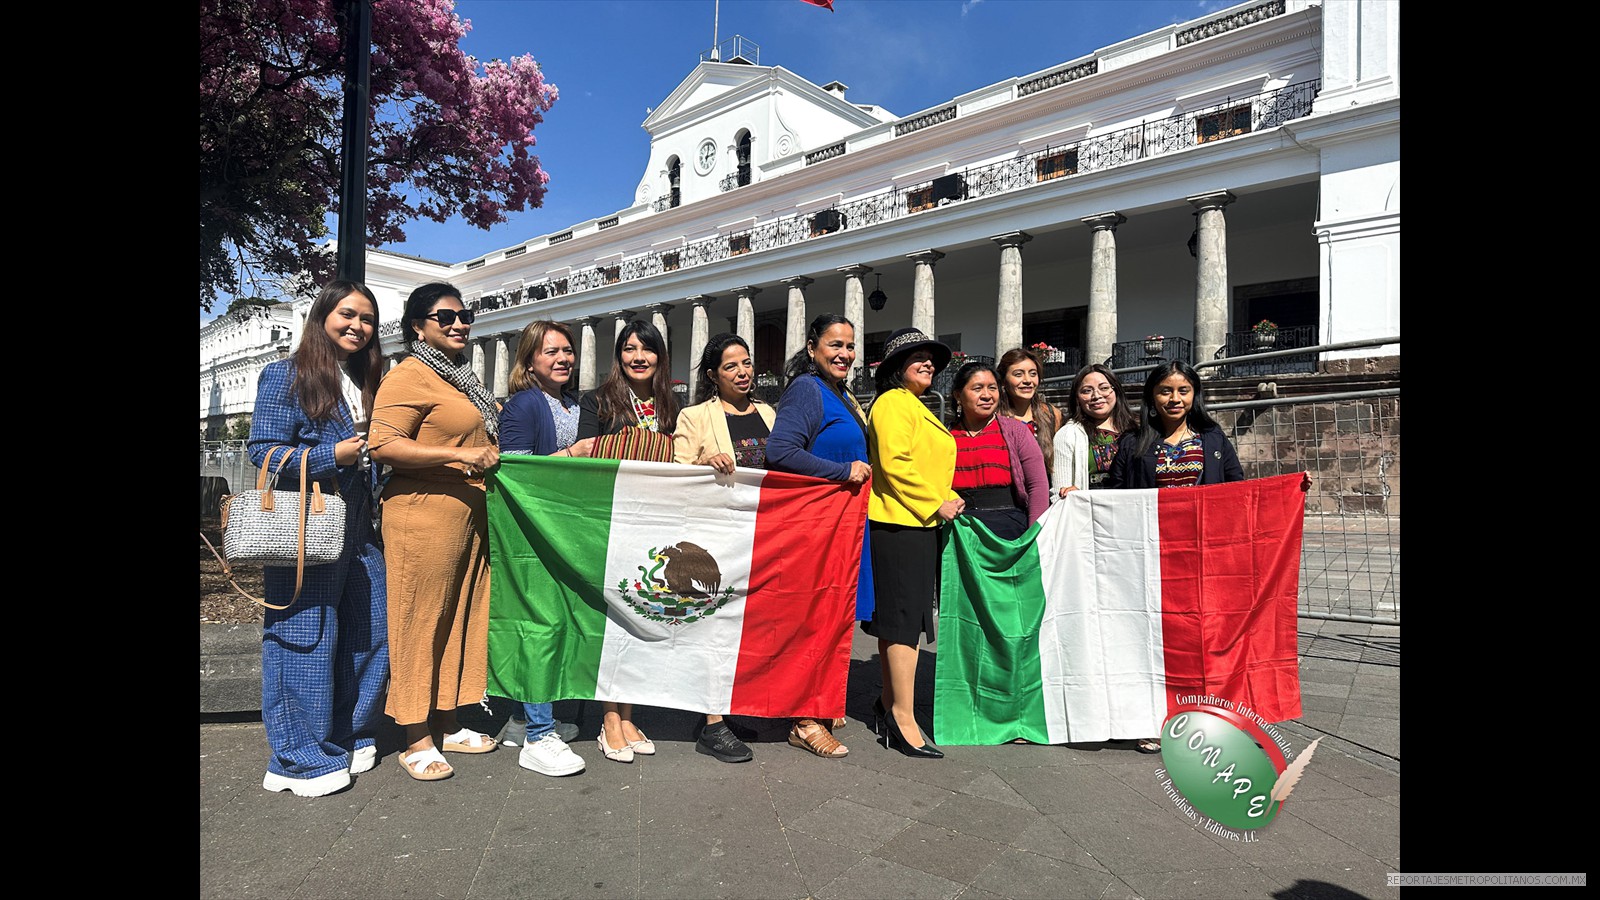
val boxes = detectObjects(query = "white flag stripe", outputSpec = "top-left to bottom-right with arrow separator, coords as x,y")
1035,489 -> 1167,743
593,461 -> 767,713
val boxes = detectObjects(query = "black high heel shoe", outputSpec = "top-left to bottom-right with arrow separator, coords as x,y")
883,709 -> 944,759
872,698 -> 888,739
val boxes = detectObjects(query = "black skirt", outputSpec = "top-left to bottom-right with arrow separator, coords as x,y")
864,522 -> 940,644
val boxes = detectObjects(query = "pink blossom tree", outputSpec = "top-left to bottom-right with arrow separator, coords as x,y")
199,0 -> 558,309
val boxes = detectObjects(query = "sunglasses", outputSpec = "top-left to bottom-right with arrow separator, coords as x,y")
423,309 -> 475,327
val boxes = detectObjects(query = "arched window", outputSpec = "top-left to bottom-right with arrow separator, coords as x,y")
736,131 -> 753,187
667,156 -> 682,209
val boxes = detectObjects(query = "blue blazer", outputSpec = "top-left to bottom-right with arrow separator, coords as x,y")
247,359 -> 374,502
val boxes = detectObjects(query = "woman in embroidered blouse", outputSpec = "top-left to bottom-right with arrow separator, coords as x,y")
369,282 -> 503,781
670,332 -> 773,764
865,328 -> 964,759
997,347 -> 1064,483
766,314 -> 873,761
1107,359 -> 1243,754
947,361 -> 1049,540
1053,364 -> 1136,496
247,279 -> 388,797
576,319 -> 679,763
491,320 -> 595,777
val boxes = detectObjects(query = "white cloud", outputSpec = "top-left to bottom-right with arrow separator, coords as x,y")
960,0 -> 984,17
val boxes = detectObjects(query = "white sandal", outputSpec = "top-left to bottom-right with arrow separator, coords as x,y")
625,729 -> 656,756
442,727 -> 497,754
396,747 -> 454,781
597,732 -> 635,763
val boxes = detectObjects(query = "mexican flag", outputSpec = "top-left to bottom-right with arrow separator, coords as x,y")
485,456 -> 868,718
934,473 -> 1307,745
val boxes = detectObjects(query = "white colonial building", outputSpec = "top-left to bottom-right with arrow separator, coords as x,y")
199,302 -> 298,438
204,0 -> 1399,422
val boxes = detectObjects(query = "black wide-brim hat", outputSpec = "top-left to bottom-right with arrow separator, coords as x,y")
879,327 -> 953,377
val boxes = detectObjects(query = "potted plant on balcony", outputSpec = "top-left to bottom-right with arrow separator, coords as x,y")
1251,319 -> 1278,349
1143,335 -> 1165,356
1029,341 -> 1065,364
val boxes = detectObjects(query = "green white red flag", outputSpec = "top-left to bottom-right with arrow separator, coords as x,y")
485,456 -> 868,718
934,474 -> 1307,745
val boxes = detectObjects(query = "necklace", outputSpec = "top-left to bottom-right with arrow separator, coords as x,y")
961,413 -> 996,437
630,389 -> 658,431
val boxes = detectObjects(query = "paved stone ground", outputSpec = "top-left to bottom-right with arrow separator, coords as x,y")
200,621 -> 1399,899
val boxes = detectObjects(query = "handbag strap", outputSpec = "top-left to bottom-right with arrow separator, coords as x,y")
254,446 -> 293,492
199,530 -> 293,611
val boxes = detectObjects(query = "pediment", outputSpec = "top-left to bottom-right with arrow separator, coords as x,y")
643,63 -> 772,130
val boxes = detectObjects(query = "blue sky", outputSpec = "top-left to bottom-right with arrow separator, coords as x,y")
377,0 -> 1229,264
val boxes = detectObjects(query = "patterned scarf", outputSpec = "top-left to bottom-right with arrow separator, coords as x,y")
408,339 -> 500,443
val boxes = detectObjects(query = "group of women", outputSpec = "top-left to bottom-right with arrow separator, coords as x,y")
247,277 -> 1243,796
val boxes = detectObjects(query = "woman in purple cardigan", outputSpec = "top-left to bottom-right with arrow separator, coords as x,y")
947,361 -> 1049,538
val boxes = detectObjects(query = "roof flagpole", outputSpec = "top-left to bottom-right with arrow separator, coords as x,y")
711,0 -> 720,61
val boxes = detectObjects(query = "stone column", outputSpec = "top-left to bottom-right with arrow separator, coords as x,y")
685,295 -> 715,375
730,285 -> 761,352
492,333 -> 511,397
837,264 -> 872,390
607,310 -> 633,366
1188,190 -> 1236,365
469,339 -> 486,385
646,302 -> 674,357
990,232 -> 1032,357
576,317 -> 598,390
780,276 -> 814,363
1081,212 -> 1127,365
906,250 -> 944,337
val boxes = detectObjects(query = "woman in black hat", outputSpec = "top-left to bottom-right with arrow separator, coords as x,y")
865,328 -> 964,758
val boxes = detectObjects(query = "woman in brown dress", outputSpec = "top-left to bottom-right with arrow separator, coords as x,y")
369,282 -> 502,781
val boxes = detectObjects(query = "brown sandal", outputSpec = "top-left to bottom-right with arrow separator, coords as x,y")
830,717 -> 847,731
789,720 -> 848,758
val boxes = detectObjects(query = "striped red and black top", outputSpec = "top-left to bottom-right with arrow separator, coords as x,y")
953,418 -> 1013,490
1155,435 -> 1204,488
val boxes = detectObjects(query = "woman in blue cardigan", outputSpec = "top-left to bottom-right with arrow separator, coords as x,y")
246,280 -> 389,797
767,314 -> 872,759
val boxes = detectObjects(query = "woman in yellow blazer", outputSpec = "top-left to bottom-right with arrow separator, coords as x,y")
866,328 -> 964,759
672,333 -> 777,474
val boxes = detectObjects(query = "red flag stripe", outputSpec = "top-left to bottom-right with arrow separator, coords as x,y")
1159,473 -> 1305,722
730,470 -> 868,717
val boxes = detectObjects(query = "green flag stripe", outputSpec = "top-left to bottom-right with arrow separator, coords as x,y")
486,455 -> 619,703
933,515 -> 1051,745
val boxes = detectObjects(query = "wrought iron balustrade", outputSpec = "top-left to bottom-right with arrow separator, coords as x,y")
417,80 -> 1318,326
1216,325 -> 1318,377
1111,336 -> 1193,383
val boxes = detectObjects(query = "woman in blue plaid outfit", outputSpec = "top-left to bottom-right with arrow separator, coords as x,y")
246,280 -> 390,797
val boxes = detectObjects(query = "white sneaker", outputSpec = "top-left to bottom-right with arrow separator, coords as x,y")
519,732 -> 586,776
262,768 -> 351,797
349,745 -> 377,775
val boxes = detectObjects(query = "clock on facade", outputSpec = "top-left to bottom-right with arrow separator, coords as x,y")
695,138 -> 717,175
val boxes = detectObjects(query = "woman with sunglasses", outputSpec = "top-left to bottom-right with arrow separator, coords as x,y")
369,283 -> 502,781
247,279 -> 388,797
576,319 -> 680,763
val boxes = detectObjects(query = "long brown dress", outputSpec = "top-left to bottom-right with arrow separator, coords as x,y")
368,358 -> 492,726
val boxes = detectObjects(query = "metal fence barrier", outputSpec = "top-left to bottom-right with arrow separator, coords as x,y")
205,364 -> 1399,625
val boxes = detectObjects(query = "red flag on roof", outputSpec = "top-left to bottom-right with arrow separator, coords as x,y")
800,0 -> 835,10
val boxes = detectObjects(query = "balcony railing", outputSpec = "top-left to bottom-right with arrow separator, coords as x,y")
1111,336 -> 1193,382
379,80 -> 1321,339
1215,325 -> 1318,377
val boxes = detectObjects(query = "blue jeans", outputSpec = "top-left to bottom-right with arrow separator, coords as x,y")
521,702 -> 554,740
